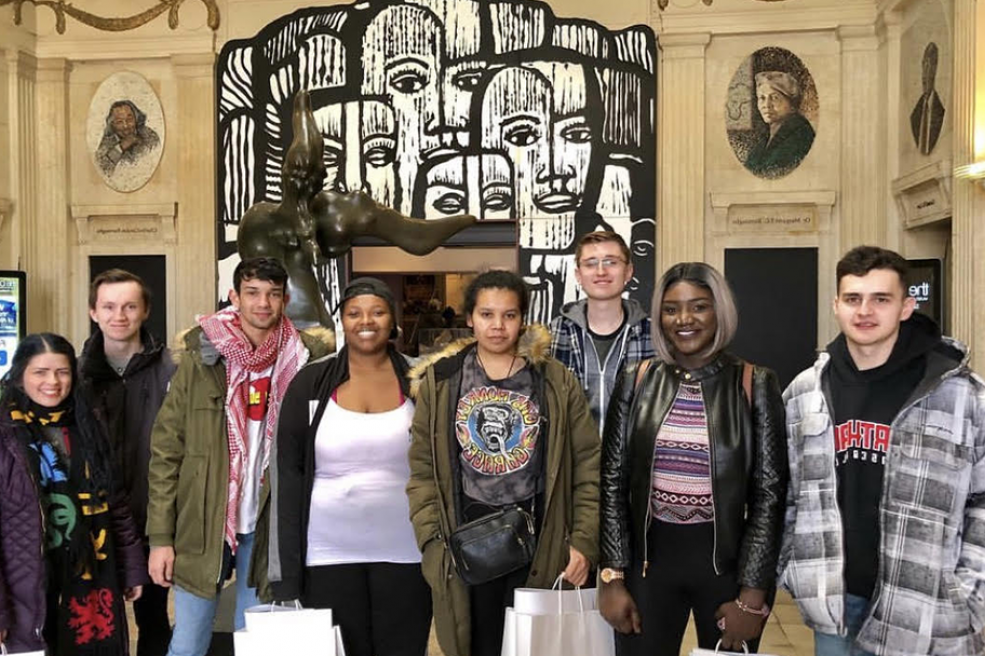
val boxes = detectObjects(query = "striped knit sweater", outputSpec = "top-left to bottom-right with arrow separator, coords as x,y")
650,382 -> 714,524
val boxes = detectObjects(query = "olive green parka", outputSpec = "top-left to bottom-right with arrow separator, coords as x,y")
406,324 -> 600,656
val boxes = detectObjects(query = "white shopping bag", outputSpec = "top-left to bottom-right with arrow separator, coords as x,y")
690,640 -> 778,656
501,576 -> 614,656
0,643 -> 45,656
513,581 -> 596,615
235,602 -> 339,656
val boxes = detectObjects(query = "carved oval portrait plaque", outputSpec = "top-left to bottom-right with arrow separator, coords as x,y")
87,71 -> 165,193
725,47 -> 819,179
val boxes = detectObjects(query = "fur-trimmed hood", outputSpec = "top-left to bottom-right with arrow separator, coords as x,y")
171,322 -> 335,365
407,323 -> 553,398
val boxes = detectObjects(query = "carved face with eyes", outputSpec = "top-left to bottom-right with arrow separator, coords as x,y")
480,64 -> 594,222
418,153 -> 514,219
408,0 -> 486,150
313,99 -> 398,207
362,4 -> 444,214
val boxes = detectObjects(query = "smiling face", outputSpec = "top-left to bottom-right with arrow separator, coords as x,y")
660,281 -> 718,369
467,287 -> 523,357
342,293 -> 393,355
575,241 -> 633,303
23,351 -> 73,408
229,277 -> 288,346
834,268 -> 915,357
89,281 -> 149,346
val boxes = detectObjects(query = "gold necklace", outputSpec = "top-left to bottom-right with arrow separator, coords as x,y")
476,350 -> 518,381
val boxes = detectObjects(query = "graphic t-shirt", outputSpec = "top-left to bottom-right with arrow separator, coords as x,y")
237,366 -> 272,534
456,350 -> 542,508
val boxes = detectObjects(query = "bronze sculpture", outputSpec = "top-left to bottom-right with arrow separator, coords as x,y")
237,90 -> 476,329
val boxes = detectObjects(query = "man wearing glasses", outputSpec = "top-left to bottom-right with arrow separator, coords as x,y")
550,231 -> 654,435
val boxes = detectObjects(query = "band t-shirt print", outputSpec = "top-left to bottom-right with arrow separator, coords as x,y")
456,350 -> 542,508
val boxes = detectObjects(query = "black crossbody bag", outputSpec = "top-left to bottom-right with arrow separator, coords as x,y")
447,504 -> 537,586
447,362 -> 548,586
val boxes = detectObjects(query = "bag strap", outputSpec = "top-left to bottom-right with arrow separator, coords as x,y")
634,359 -> 652,390
742,361 -> 754,408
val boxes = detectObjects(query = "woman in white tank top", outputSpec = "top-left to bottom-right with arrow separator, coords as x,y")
269,277 -> 431,656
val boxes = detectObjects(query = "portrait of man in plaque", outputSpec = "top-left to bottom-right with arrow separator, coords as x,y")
87,71 -> 166,193
96,100 -> 162,176
910,42 -> 945,156
726,47 -> 819,180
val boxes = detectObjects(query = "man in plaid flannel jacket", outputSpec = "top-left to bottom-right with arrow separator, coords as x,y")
549,231 -> 654,435
780,246 -> 985,656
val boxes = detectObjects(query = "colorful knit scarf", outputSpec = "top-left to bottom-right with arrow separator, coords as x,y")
199,307 -> 308,551
12,403 -> 126,656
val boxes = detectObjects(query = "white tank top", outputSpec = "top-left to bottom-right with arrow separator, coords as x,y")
305,397 -> 422,566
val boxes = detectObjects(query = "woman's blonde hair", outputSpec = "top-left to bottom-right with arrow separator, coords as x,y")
651,262 -> 739,365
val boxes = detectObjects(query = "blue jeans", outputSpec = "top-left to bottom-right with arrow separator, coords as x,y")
167,532 -> 260,656
814,594 -> 877,656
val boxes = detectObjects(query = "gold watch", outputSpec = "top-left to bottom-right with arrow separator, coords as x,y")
600,568 -> 624,584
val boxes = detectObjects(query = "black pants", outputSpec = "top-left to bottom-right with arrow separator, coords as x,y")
617,521 -> 756,656
468,566 -> 530,656
303,562 -> 432,656
132,581 -> 173,656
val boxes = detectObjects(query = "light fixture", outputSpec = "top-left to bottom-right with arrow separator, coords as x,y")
954,161 -> 985,188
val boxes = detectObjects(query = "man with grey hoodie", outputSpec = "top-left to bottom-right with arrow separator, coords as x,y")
550,231 -> 654,434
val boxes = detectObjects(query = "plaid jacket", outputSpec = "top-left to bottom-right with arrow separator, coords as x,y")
549,298 -> 653,435
779,339 -> 985,656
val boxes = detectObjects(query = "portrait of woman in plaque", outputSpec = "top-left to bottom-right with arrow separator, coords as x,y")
726,47 -> 819,180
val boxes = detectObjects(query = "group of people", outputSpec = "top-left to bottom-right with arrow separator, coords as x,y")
0,236 -> 983,656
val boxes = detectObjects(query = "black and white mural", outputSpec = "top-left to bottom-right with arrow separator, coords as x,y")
216,0 -> 656,323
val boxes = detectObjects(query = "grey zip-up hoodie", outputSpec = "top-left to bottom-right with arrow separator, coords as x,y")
549,298 -> 654,435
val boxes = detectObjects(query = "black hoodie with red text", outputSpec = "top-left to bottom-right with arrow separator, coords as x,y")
825,312 -> 941,599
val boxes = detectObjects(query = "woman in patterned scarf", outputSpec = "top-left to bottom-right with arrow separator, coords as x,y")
0,333 -> 147,655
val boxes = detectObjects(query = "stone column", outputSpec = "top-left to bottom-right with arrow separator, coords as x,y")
172,53 -> 217,328
5,50 -> 38,327
34,57 -> 71,334
658,33 -> 710,271
950,0 -> 984,368
838,24 -> 886,253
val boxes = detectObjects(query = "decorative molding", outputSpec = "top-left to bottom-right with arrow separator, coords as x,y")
656,0 -> 787,9
72,203 -> 177,245
0,0 -> 219,34
891,160 -> 953,229
0,198 -> 11,232
710,191 -> 837,236
654,2 -> 877,35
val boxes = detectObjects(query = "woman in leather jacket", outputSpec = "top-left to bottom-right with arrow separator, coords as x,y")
598,262 -> 787,656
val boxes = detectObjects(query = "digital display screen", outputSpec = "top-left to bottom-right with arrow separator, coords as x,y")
905,258 -> 943,328
0,271 -> 26,380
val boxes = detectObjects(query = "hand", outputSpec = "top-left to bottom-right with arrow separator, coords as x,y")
149,546 -> 175,588
561,547 -> 590,587
599,581 -> 642,634
0,628 -> 7,643
125,586 -> 143,602
715,600 -> 767,650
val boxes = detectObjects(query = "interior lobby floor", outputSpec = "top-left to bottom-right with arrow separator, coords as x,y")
137,586 -> 812,655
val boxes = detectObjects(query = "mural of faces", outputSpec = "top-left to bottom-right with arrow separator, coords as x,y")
216,0 -> 656,323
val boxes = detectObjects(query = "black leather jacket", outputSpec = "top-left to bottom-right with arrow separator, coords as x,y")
600,352 -> 787,590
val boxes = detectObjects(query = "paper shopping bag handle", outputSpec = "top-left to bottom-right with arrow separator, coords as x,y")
713,640 -> 749,654
552,573 -> 586,614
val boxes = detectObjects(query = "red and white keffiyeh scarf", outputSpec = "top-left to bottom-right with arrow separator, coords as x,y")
199,307 -> 308,552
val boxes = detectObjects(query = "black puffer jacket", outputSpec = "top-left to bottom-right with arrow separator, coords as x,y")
600,352 -> 787,590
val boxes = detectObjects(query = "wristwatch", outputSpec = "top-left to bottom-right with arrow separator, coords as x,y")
600,568 -> 624,584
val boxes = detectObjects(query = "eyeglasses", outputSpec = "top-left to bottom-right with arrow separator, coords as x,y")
579,257 -> 626,270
